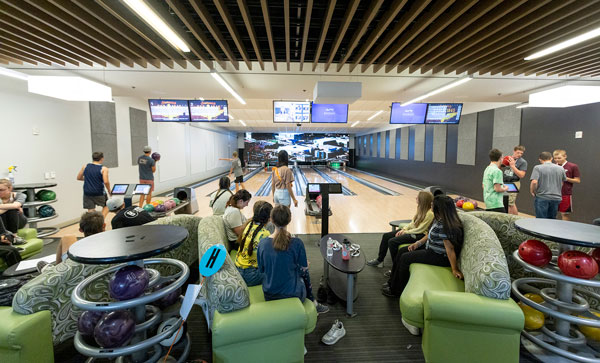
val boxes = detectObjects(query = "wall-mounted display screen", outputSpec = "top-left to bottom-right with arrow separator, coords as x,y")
425,103 -> 463,124
245,133 -> 349,163
273,101 -> 311,123
189,100 -> 229,122
311,104 -> 349,123
148,99 -> 190,122
389,103 -> 427,124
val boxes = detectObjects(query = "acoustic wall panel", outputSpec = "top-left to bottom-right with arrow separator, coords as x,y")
414,125 -> 425,161
129,107 -> 148,165
379,132 -> 385,158
457,113 -> 477,165
90,101 -> 118,167
433,125 -> 447,163
371,134 -> 376,156
389,129 -> 396,159
400,127 -> 409,160
493,105 -> 522,156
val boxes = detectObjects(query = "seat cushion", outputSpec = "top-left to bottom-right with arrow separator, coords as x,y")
400,264 -> 465,328
19,238 -> 43,260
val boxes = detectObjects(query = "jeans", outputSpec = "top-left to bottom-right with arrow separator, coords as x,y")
237,266 -> 263,287
0,210 -> 27,234
376,231 -> 396,262
534,197 -> 560,219
388,245 -> 450,296
274,189 -> 291,207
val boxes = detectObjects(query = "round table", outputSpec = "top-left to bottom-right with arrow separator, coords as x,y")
320,234 -> 365,317
389,219 -> 411,232
69,225 -> 191,363
513,219 -> 600,363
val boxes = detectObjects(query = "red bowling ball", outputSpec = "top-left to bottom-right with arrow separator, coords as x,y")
558,251 -> 599,279
502,155 -> 511,166
518,239 -> 552,267
456,199 -> 465,208
592,249 -> 600,268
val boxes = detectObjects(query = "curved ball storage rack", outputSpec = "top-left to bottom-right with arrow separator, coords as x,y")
71,258 -> 190,362
512,250 -> 600,362
17,184 -> 59,238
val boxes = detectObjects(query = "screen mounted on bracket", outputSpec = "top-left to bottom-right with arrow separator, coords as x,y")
389,103 -> 427,124
273,101 -> 311,123
424,103 -> 463,124
189,100 -> 229,122
311,103 -> 348,123
148,99 -> 190,122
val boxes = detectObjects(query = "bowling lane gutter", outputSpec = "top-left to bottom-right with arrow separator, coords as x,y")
311,167 -> 356,196
256,174 -> 273,197
293,166 -> 306,197
328,167 -> 400,196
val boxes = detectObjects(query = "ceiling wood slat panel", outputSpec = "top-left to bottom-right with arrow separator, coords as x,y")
237,0 -> 264,70
323,0 -> 360,72
312,0 -> 336,71
212,0 -> 251,70
260,0 -> 277,70
284,0 -> 290,71
0,37 -> 66,66
0,46 -> 46,65
0,30 -> 79,66
299,0 -> 313,71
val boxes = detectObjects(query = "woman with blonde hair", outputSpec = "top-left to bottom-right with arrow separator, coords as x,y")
0,179 -> 27,234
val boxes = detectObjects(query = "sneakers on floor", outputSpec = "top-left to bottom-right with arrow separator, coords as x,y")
315,302 -> 329,315
321,319 -> 346,345
382,286 -> 400,298
366,258 -> 383,268
384,270 -> 391,278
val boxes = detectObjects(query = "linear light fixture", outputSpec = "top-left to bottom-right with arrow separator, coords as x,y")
351,121 -> 360,127
239,120 -> 247,126
402,76 -> 472,106
0,66 -> 29,81
28,76 -> 112,101
516,103 -> 529,109
210,71 -> 246,105
229,113 -> 234,119
123,0 -> 190,53
528,85 -> 600,108
525,27 -> 600,60
367,110 -> 383,120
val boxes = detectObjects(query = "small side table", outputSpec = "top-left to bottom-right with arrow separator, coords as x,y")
389,219 -> 411,232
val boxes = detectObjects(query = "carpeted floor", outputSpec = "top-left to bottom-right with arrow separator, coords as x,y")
52,232 -> 540,362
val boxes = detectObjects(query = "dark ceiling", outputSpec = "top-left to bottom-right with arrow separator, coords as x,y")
1,0 -> 600,77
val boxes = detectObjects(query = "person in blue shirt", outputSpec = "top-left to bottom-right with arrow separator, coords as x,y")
77,152 -> 111,218
258,204 -> 329,314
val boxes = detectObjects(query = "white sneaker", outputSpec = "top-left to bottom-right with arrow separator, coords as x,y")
321,319 -> 346,345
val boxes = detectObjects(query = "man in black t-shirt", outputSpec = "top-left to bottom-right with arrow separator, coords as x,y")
107,197 -> 156,230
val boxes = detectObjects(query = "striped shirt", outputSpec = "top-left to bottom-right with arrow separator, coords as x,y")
426,220 -> 448,255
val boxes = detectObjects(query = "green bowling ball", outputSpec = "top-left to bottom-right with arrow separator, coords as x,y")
37,205 -> 56,218
143,204 -> 155,212
35,189 -> 56,201
172,198 -> 180,205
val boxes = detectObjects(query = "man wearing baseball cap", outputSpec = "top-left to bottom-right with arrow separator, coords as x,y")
138,146 -> 157,207
107,197 -> 155,230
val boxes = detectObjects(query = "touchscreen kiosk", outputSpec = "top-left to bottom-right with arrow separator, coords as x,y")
133,184 -> 152,195
505,183 -> 519,193
111,184 -> 129,195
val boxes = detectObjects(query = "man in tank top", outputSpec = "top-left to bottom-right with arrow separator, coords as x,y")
77,151 -> 111,218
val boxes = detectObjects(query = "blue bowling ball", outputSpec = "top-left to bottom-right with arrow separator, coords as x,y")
109,265 -> 149,301
94,310 -> 135,348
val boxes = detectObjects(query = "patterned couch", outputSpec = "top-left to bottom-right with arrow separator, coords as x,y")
196,215 -> 317,363
0,214 -> 201,362
399,212 -> 524,363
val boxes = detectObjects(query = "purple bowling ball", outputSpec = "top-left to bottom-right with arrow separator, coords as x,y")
151,152 -> 161,161
78,311 -> 105,336
94,310 -> 135,348
109,265 -> 149,301
152,281 -> 181,309
154,204 -> 166,213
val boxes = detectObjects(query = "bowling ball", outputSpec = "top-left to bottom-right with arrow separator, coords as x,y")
502,156 -> 511,166
462,202 -> 475,210
109,265 -> 149,300
151,201 -> 160,207
518,240 -> 552,267
578,311 -> 600,341
94,310 -> 135,348
151,152 -> 161,161
78,311 -> 105,336
155,204 -> 166,213
37,205 -> 56,218
456,199 -> 465,208
518,302 -> 544,330
524,293 -> 545,304
558,250 -> 598,279
166,200 -> 176,209
155,200 -> 164,204
172,197 -> 180,205
470,200 -> 478,208
143,204 -> 155,212
152,281 -> 181,309
36,189 -> 56,201
591,248 -> 600,268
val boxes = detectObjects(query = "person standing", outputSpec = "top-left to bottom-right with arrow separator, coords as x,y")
552,149 -> 581,221
271,150 -> 298,208
483,149 -> 508,212
138,146 -> 157,207
220,152 -> 245,192
530,151 -> 566,219
77,152 -> 110,217
502,145 -> 528,215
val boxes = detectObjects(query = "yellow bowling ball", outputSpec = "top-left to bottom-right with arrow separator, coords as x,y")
462,202 -> 475,210
518,302 -> 545,330
578,311 -> 600,341
524,293 -> 544,304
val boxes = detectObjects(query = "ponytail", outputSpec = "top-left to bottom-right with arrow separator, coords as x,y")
238,201 -> 273,255
273,230 -> 291,251
270,204 -> 292,251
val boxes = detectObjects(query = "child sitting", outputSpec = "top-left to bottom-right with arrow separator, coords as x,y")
235,201 -> 273,286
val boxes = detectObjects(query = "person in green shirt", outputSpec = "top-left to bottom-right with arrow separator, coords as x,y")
483,148 -> 508,212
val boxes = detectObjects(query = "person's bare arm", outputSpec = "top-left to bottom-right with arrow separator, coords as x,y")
494,183 -> 508,192
509,158 -> 526,179
567,176 -> 581,184
233,225 -> 244,236
530,180 -> 538,196
443,239 -> 463,279
219,158 -> 233,161
408,233 -> 428,251
76,166 -> 85,181
287,183 -> 298,207
56,235 -> 77,264
102,167 -> 111,195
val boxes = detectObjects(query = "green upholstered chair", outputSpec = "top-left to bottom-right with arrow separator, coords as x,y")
0,228 -> 43,272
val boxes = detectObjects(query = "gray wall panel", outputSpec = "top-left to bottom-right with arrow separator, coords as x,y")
400,127 -> 409,160
493,105 -> 521,155
414,125 -> 425,161
379,132 -> 385,158
89,101 -> 118,168
433,125 -> 447,163
129,107 -> 148,165
389,129 -> 396,159
457,113 -> 477,165
91,133 -> 118,169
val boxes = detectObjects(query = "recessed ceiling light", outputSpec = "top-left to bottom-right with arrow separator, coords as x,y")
524,26 -> 600,60
515,103 -> 529,109
367,111 -> 383,120
351,121 -> 360,127
528,85 -> 600,108
402,76 -> 472,106
239,120 -> 247,126
0,66 -> 28,81
28,76 -> 112,101
211,71 -> 246,105
229,113 -> 234,119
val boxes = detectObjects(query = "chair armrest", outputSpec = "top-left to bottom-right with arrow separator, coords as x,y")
0,307 -> 53,363
212,297 -> 307,347
423,290 -> 524,331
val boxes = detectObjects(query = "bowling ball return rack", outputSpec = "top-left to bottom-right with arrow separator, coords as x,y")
14,183 -> 59,242
68,225 -> 191,363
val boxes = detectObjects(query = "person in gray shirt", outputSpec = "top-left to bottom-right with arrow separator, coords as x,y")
138,146 -> 157,207
530,151 -> 566,219
220,151 -> 245,192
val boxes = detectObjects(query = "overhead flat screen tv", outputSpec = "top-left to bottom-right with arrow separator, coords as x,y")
390,103 -> 427,124
425,103 -> 463,124
273,101 -> 311,123
189,100 -> 228,122
311,103 -> 348,123
148,99 -> 190,122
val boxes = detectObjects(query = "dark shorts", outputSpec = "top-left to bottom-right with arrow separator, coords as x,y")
139,179 -> 154,192
83,194 -> 107,209
558,195 -> 572,213
234,175 -> 244,184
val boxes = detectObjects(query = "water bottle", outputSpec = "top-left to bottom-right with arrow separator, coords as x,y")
326,237 -> 333,258
342,245 -> 350,261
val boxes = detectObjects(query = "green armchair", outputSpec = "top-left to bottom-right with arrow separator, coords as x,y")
0,228 -> 43,272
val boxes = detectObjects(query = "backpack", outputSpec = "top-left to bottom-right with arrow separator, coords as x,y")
0,244 -> 22,267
